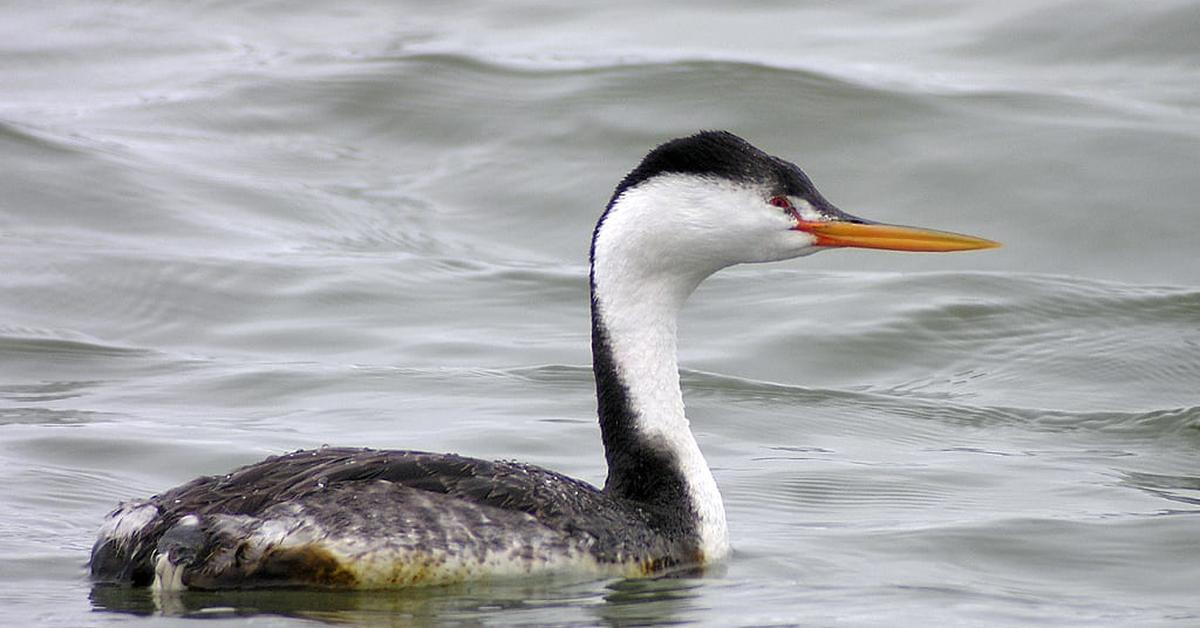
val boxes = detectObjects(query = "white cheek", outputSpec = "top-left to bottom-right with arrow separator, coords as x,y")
603,175 -> 825,269
794,199 -> 825,222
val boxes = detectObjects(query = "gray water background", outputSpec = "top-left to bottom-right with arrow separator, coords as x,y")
2,1 -> 1199,625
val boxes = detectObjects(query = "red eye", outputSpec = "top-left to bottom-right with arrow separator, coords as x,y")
769,196 -> 793,209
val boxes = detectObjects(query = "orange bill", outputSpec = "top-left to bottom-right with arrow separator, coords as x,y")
794,220 -> 1000,252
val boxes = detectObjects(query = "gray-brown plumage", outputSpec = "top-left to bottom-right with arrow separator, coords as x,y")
90,448 -> 690,589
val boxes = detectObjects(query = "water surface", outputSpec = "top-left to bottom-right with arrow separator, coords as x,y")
2,1 -> 1199,625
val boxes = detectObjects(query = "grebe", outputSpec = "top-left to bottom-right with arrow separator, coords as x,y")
89,131 -> 998,590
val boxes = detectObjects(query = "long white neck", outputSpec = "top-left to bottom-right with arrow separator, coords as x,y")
589,181 -> 731,561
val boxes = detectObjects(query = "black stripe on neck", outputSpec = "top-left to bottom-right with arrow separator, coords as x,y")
589,303 -> 694,517
588,190 -> 697,536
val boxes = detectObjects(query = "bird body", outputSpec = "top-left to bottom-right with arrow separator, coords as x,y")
91,448 -> 680,588
90,131 -> 997,590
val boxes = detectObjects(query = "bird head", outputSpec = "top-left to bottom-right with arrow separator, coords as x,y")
593,131 -> 998,281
